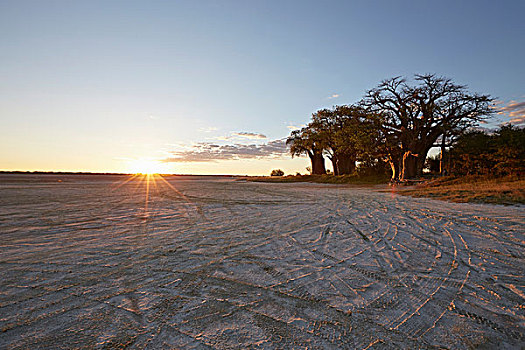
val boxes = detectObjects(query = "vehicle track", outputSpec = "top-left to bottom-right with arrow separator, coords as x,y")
0,176 -> 523,349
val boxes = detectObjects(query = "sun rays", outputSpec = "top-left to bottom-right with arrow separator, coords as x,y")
110,173 -> 200,218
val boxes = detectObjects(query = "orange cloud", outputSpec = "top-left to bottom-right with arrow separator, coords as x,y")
498,100 -> 525,125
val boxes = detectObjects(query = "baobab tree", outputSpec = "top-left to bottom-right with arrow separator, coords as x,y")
310,106 -> 359,175
309,108 -> 342,175
363,74 -> 494,180
309,105 -> 380,175
286,127 -> 326,175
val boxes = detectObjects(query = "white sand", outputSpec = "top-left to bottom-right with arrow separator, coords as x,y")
0,174 -> 523,349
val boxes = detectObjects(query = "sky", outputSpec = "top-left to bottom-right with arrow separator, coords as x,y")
1,0 -> 524,175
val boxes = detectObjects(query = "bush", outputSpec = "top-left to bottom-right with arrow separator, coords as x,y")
357,159 -> 389,177
270,169 -> 285,176
448,125 -> 524,176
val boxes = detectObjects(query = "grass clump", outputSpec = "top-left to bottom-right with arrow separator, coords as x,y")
242,174 -> 389,185
398,175 -> 525,205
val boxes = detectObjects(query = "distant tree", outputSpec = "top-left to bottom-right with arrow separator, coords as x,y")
363,74 -> 494,180
308,108 -> 342,174
492,124 -> 525,175
448,125 -> 525,176
310,105 -> 379,175
448,130 -> 493,175
286,127 -> 326,175
270,169 -> 285,176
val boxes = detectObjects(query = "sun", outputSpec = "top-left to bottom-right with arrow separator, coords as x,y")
128,159 -> 167,175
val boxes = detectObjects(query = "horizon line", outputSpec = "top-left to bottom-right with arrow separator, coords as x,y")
0,170 -> 249,177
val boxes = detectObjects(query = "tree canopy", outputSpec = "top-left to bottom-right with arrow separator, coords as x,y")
286,127 -> 326,175
362,74 -> 494,179
287,74 -> 500,181
446,125 -> 525,176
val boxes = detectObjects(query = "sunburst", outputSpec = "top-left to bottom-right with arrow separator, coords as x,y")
128,159 -> 167,175
111,173 -> 200,218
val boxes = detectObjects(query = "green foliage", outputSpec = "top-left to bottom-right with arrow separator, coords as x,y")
356,159 -> 389,177
286,127 -> 323,158
297,105 -> 382,175
363,74 -> 494,179
286,73 -> 496,180
248,174 -> 389,185
286,127 -> 326,174
448,125 -> 524,176
493,125 -> 525,175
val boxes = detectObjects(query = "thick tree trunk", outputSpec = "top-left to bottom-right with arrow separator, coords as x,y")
330,156 -> 339,175
337,155 -> 356,175
388,158 -> 399,181
397,157 -> 403,180
311,153 -> 326,175
401,146 -> 430,180
440,134 -> 446,176
401,152 -> 418,180
386,152 -> 402,181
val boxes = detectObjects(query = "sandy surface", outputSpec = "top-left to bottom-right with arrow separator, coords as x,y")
0,174 -> 524,349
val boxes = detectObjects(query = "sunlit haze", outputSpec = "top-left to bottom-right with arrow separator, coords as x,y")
1,1 -> 523,175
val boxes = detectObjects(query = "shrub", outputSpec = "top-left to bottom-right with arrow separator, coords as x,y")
270,169 -> 285,176
448,125 -> 524,176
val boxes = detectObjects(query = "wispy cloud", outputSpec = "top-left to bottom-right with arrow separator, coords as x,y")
232,132 -> 267,139
509,116 -> 525,125
199,126 -> 219,133
209,131 -> 267,141
162,139 -> 288,163
286,124 -> 305,131
328,93 -> 340,99
498,100 -> 525,126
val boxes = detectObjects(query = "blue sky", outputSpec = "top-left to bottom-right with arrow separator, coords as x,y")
1,0 -> 524,174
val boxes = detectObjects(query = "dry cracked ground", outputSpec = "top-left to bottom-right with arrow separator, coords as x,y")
0,174 -> 524,349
